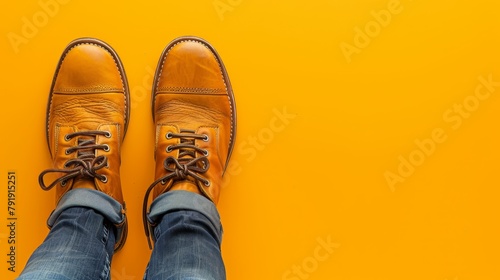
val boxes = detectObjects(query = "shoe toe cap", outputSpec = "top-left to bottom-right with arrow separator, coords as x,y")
53,42 -> 124,93
156,40 -> 227,92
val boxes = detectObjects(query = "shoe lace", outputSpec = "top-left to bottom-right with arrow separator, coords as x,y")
39,130 -> 111,190
142,129 -> 211,248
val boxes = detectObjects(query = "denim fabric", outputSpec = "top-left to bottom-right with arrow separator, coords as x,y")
144,191 -> 225,280
17,207 -> 115,280
47,188 -> 125,228
18,190 -> 225,280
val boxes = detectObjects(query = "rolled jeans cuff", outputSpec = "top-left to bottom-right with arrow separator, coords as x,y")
147,190 -> 222,242
47,188 -> 125,228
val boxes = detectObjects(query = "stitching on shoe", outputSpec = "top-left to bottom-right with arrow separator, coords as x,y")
156,87 -> 225,94
54,87 -> 123,93
48,98 -> 54,137
54,124 -> 60,156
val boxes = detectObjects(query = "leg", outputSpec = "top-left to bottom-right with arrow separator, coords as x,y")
18,207 -> 116,280
143,36 -> 236,280
145,191 -> 225,280
19,38 -> 130,279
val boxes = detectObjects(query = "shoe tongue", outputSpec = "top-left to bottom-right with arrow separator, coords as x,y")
71,177 -> 97,190
170,181 -> 201,195
178,129 -> 198,160
70,135 -> 100,189
77,137 -> 97,157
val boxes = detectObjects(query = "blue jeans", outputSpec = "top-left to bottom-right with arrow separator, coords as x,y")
17,190 -> 225,280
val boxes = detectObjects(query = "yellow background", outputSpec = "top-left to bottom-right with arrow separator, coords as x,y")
1,0 -> 500,279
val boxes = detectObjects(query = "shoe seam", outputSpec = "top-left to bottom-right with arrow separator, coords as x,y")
156,86 -> 225,94
54,87 -> 123,93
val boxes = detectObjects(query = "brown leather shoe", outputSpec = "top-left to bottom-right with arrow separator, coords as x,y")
39,38 -> 129,251
143,36 -> 236,247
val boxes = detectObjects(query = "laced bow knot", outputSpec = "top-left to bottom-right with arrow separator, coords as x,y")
160,155 -> 210,184
174,167 -> 187,180
39,130 -> 112,191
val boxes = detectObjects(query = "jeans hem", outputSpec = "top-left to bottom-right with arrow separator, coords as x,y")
47,189 -> 125,228
147,190 -> 222,240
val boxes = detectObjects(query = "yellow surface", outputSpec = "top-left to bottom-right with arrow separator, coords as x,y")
1,0 -> 500,279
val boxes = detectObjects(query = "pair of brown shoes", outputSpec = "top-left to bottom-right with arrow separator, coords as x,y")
38,37 -> 237,251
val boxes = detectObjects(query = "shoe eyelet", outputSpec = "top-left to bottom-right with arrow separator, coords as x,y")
203,150 -> 209,156
161,179 -> 167,185
204,180 -> 211,187
100,175 -> 108,183
166,145 -> 173,153
166,132 -> 173,139
64,134 -> 71,141
65,149 -> 71,155
104,131 -> 112,138
202,134 -> 209,142
103,144 -> 110,152
61,180 -> 67,187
